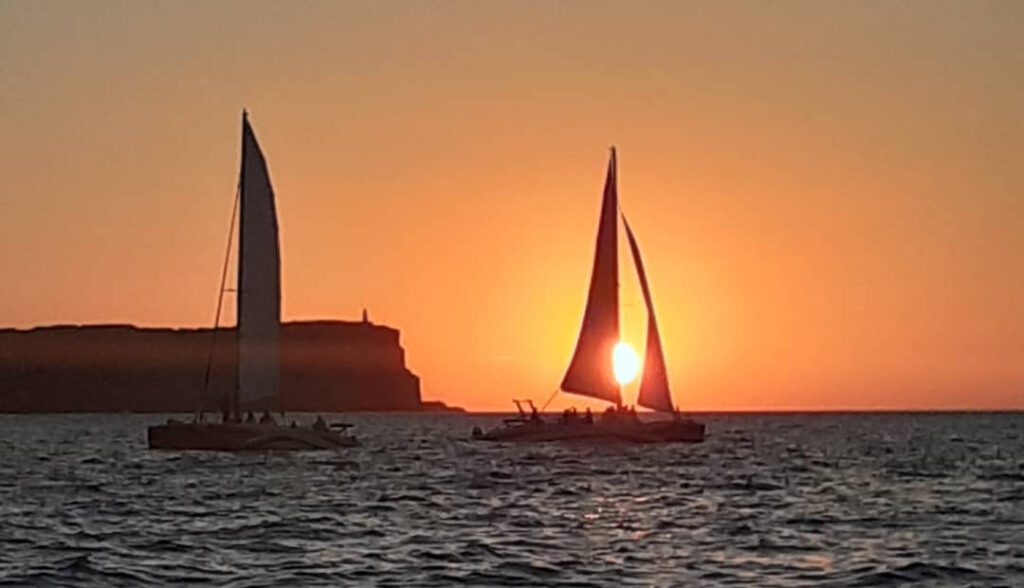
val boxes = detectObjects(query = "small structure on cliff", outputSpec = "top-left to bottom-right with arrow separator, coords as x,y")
0,320 -> 421,413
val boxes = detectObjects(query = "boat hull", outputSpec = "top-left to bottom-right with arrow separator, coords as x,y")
147,420 -> 356,451
473,418 -> 705,444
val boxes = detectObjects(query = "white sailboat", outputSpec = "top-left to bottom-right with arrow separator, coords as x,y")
148,112 -> 355,451
474,148 -> 705,443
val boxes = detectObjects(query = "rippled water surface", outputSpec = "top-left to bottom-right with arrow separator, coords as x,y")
1,413 -> 1023,586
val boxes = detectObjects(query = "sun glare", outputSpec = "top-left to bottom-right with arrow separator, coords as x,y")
612,341 -> 641,386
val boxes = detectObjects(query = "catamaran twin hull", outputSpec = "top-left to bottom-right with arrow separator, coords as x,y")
474,419 -> 705,444
147,421 -> 357,451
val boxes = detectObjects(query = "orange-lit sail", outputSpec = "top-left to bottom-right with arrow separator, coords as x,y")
622,214 -> 675,413
237,112 -> 282,411
560,149 -> 621,405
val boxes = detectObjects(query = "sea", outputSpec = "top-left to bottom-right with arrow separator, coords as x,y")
0,412 -> 1022,587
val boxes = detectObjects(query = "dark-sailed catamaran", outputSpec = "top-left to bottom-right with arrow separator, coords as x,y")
148,112 -> 355,451
474,148 -> 705,443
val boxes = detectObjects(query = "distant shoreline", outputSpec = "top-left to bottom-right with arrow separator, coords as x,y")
1,408 -> 1018,416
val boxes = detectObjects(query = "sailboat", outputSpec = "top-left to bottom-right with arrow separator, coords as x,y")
148,112 -> 356,451
473,148 -> 705,443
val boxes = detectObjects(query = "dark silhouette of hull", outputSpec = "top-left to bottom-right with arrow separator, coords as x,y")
473,417 -> 705,444
147,420 -> 356,451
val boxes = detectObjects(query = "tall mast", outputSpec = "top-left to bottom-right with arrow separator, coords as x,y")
233,110 -> 247,418
236,110 -> 283,417
560,147 -> 621,406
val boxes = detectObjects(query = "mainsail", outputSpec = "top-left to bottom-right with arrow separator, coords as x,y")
236,112 -> 281,411
622,215 -> 675,413
561,148 -> 621,404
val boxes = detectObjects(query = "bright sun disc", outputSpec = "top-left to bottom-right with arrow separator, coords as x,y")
612,341 -> 641,385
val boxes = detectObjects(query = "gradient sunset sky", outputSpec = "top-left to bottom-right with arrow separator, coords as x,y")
2,1 -> 1021,411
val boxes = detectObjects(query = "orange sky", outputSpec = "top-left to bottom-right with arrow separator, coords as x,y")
1,1 -> 1021,411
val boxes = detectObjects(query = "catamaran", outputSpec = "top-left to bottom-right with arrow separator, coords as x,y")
148,112 -> 355,451
473,148 -> 705,443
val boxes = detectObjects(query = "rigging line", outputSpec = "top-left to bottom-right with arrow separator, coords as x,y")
539,388 -> 560,413
195,184 -> 241,420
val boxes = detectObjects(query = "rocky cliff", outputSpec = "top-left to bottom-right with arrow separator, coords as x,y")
0,320 -> 421,413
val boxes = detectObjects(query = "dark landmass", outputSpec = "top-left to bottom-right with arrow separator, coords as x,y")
0,320 -> 431,413
419,400 -> 466,413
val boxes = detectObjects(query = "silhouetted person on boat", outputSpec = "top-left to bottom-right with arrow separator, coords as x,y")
530,405 -> 542,423
584,407 -> 594,424
245,412 -> 255,423
313,414 -> 329,432
259,411 -> 275,425
221,407 -> 231,423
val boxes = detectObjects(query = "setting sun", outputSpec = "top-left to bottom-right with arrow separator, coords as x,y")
612,341 -> 642,386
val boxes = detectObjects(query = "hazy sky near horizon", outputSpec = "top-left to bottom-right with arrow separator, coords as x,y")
1,1 -> 1022,411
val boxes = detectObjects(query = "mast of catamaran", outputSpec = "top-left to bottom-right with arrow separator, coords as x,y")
233,110 -> 282,419
559,147 -> 677,414
561,148 -> 622,407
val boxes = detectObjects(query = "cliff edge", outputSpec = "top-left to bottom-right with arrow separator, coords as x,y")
0,320 -> 422,413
